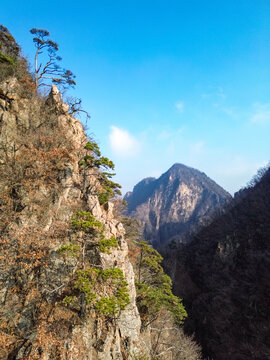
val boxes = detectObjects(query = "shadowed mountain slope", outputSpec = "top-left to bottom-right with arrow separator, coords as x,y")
178,165 -> 270,360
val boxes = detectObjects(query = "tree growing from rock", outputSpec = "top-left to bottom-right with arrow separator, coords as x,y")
30,28 -> 76,90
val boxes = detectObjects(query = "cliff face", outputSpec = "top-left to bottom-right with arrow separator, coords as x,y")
0,79 -> 145,359
178,166 -> 270,360
124,163 -> 231,248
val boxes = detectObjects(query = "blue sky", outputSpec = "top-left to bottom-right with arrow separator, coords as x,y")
2,1 -> 270,194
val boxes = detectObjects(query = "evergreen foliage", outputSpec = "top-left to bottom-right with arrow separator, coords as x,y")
135,240 -> 187,326
80,141 -> 122,204
56,243 -> 81,257
60,210 -> 124,317
70,211 -> 119,254
0,53 -> 15,65
71,211 -> 104,233
99,236 -> 119,254
63,267 -> 129,316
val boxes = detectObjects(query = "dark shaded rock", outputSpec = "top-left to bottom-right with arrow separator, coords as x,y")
177,165 -> 270,360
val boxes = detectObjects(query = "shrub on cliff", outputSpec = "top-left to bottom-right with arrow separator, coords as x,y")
0,25 -> 20,62
0,25 -> 31,85
79,140 -> 122,205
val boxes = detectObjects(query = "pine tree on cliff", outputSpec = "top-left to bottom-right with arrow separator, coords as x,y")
30,28 -> 76,89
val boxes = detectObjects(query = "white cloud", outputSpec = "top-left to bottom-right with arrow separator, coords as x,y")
109,126 -> 141,157
175,101 -> 184,113
250,103 -> 270,125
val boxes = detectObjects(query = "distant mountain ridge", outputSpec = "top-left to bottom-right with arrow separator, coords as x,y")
124,163 -> 231,247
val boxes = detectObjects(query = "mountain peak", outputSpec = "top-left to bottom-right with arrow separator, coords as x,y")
124,164 -> 231,247
169,163 -> 193,171
163,163 -> 205,179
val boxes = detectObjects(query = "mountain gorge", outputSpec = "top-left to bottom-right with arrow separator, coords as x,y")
124,163 -> 231,248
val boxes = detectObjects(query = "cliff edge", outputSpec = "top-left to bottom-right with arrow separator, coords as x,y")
0,79 -> 144,359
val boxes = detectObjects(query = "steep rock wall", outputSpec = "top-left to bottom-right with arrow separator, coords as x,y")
0,79 -> 145,360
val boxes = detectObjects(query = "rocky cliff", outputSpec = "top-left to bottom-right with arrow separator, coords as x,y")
0,76 -> 203,360
124,163 -> 231,248
0,79 -> 146,359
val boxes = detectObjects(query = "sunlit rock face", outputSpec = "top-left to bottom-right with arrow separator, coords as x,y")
0,79 -> 145,360
124,163 -> 231,247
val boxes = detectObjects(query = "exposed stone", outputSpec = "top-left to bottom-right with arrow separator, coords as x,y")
46,84 -> 70,113
0,79 -> 147,359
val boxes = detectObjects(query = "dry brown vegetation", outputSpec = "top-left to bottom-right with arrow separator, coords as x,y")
0,78 -> 92,358
0,79 -> 130,358
1,140 -> 65,357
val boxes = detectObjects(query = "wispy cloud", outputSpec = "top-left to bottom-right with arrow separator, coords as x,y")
201,86 -> 227,100
190,141 -> 205,155
217,86 -> 226,99
213,103 -> 238,119
109,126 -> 141,157
157,127 -> 184,140
250,103 -> 270,125
175,101 -> 184,113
